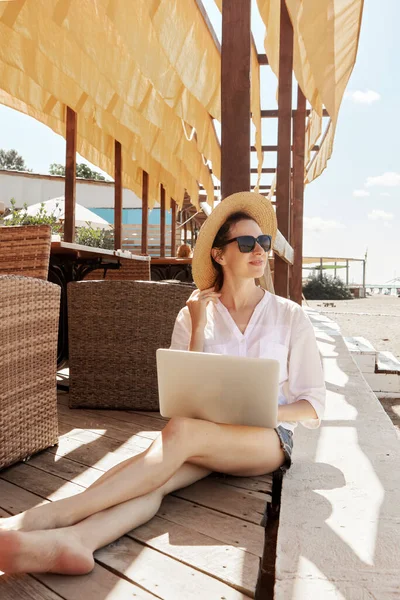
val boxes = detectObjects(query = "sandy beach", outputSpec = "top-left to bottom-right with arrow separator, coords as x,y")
306,295 -> 400,360
306,294 -> 400,434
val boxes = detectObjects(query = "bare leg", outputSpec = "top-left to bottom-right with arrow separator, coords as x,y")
1,417 -> 284,534
0,453 -> 142,533
0,463 -> 210,574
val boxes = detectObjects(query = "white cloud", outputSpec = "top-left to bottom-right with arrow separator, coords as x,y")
366,172 -> 400,187
345,90 -> 381,104
304,217 -> 346,233
368,209 -> 394,221
380,192 -> 391,197
353,189 -> 370,197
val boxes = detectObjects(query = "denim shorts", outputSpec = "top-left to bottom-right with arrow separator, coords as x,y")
275,425 -> 293,473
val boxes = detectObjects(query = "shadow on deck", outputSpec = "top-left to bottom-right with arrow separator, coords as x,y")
0,393 -> 275,600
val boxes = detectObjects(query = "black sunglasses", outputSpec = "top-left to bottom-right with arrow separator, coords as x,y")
221,234 -> 272,253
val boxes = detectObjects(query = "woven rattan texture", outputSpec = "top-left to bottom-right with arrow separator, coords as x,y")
68,280 -> 194,410
0,225 -> 52,280
83,256 -> 151,281
0,276 -> 60,470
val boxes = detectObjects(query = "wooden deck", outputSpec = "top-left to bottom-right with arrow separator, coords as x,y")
0,393 -> 273,599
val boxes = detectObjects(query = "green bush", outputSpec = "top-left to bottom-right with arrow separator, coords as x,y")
2,199 -> 114,249
75,224 -> 114,249
1,198 -> 62,234
302,274 -> 352,300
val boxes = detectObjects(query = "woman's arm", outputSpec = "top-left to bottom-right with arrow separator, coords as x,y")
189,327 -> 206,352
278,399 -> 319,423
285,306 -> 326,428
187,287 -> 221,352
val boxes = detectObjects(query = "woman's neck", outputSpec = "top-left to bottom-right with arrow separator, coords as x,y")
219,279 -> 263,311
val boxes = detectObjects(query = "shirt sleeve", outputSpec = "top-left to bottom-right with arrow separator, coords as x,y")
287,306 -> 326,429
169,306 -> 192,350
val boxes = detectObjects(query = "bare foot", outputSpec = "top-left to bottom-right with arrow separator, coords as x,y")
0,514 -> 31,532
0,508 -> 59,532
0,530 -> 95,574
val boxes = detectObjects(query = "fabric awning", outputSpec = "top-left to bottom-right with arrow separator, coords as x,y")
257,0 -> 363,181
0,0 -> 225,209
0,0 -> 363,205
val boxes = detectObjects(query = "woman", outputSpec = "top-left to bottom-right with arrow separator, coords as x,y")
0,192 -> 325,575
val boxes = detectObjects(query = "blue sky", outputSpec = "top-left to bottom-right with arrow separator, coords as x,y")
0,0 -> 398,284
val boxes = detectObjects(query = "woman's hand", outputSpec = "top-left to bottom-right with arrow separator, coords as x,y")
186,287 -> 221,332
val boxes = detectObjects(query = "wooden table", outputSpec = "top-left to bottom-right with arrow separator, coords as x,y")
49,242 -> 150,366
151,257 -> 193,283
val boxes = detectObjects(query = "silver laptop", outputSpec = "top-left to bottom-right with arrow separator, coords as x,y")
156,349 -> 279,428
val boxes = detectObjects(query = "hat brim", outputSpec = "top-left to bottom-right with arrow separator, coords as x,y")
192,191 -> 277,290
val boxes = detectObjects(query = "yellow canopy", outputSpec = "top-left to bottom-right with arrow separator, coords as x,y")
257,0 -> 363,181
0,0 -> 224,208
0,0 -> 363,206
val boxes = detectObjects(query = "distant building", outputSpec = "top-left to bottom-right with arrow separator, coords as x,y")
0,169 -> 171,227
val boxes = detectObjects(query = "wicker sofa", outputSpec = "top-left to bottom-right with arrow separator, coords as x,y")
0,276 -> 60,470
68,280 -> 195,410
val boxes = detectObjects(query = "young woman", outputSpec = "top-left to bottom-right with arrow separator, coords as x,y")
0,192 -> 325,575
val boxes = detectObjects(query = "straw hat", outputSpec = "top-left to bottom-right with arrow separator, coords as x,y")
192,191 -> 277,290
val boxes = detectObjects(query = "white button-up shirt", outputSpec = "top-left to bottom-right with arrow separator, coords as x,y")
170,290 -> 326,432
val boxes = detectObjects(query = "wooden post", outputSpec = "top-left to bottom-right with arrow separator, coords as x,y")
160,184 -> 166,257
290,87 -> 307,304
274,0 -> 293,298
183,217 -> 188,244
320,258 -> 323,281
334,262 -> 337,278
190,219 -> 194,248
362,259 -> 366,294
346,260 -> 349,285
171,198 -> 177,257
141,170 -> 149,255
221,0 -> 251,198
64,107 -> 77,243
114,140 -> 122,250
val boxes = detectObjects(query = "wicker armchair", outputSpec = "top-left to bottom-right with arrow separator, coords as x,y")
0,276 -> 60,470
0,224 -> 52,280
68,280 -> 195,410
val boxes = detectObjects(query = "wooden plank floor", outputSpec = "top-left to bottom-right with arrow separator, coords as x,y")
0,393 -> 272,600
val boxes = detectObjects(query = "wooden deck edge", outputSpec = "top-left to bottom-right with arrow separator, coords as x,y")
255,470 -> 284,600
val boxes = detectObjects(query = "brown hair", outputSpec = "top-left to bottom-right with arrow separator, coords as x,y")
211,211 -> 255,290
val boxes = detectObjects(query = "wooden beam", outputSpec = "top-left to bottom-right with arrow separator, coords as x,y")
183,219 -> 188,244
273,230 -> 294,264
258,53 -> 269,65
64,107 -> 77,243
114,140 -> 122,250
221,0 -> 251,198
171,198 -> 177,257
141,170 -> 149,255
160,184 -> 166,257
289,86 -> 307,305
190,218 -> 194,248
261,108 -> 329,118
194,0 -> 221,53
211,167 -> 291,175
274,0 -> 293,299
251,144 -> 319,152
251,167 -> 293,174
